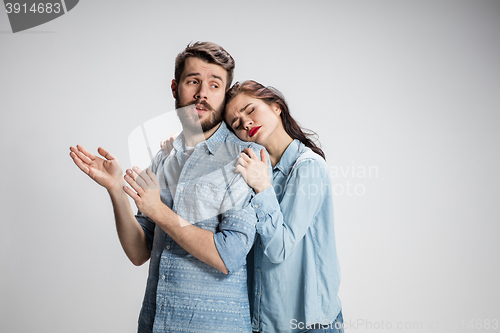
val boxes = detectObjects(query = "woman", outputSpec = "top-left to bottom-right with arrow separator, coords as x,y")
224,81 -> 343,333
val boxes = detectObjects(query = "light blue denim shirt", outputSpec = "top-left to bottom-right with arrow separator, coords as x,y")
136,122 -> 263,333
248,139 -> 342,333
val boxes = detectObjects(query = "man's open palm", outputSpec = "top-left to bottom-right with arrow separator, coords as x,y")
70,145 -> 124,191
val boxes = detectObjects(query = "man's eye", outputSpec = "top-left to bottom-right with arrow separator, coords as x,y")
188,80 -> 197,84
211,84 -> 219,88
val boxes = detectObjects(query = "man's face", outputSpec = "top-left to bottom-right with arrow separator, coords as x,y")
172,57 -> 228,133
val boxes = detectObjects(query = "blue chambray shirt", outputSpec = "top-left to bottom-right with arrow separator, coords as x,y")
136,122 -> 263,333
248,139 -> 342,333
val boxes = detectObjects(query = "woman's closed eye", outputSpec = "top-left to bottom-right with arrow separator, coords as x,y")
232,108 -> 254,131
232,120 -> 241,131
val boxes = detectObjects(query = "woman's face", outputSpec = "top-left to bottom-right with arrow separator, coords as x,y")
225,93 -> 282,146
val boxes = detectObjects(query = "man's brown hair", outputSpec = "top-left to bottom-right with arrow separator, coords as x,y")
174,41 -> 235,90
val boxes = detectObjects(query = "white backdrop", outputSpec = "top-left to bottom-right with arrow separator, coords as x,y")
1,1 -> 499,332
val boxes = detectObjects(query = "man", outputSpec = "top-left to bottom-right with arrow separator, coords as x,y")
70,42 -> 266,332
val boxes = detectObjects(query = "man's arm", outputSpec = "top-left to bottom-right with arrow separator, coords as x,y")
150,208 -> 228,274
123,167 -> 228,273
69,145 -> 150,266
108,186 -> 151,266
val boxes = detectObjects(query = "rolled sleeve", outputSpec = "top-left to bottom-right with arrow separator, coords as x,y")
213,169 -> 258,273
214,203 -> 257,273
136,213 -> 155,252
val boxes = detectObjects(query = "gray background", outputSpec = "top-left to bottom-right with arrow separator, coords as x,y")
1,1 -> 499,332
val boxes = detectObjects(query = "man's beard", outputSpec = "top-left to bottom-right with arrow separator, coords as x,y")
176,99 -> 224,133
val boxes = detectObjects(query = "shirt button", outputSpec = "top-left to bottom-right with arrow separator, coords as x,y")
166,245 -> 171,250
162,275 -> 166,280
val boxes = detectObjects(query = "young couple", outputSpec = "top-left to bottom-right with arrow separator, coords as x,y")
70,42 -> 342,333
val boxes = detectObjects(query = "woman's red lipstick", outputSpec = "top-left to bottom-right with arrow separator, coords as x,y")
249,126 -> 262,137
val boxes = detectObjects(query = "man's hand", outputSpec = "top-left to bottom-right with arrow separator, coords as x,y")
123,167 -> 163,220
69,145 -> 124,192
236,148 -> 272,194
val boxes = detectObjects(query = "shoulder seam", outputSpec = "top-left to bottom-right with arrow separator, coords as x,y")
290,150 -> 326,175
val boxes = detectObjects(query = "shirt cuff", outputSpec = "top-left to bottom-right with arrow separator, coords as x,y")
213,230 -> 247,274
252,186 -> 280,234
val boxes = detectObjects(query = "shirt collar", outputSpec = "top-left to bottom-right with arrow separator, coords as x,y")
173,122 -> 229,155
205,122 -> 229,154
273,139 -> 303,176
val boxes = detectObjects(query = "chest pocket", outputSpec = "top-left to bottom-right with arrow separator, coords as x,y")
193,180 -> 225,208
175,175 -> 227,224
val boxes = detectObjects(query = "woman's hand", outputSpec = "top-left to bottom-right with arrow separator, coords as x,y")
123,166 -> 163,220
236,148 -> 271,194
160,132 -> 179,155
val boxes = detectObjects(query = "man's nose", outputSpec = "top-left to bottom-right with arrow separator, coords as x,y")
195,82 -> 208,100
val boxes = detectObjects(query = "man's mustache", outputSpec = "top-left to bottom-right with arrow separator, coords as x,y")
186,99 -> 215,112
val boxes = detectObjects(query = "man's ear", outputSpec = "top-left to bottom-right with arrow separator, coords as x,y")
171,79 -> 177,99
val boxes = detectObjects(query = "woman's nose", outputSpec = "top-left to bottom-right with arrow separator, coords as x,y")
243,118 -> 253,130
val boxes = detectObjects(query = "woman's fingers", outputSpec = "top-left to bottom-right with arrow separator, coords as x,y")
260,149 -> 268,165
161,133 -> 178,154
238,148 -> 266,169
166,137 -> 175,150
240,152 -> 251,162
236,164 -> 247,178
244,148 -> 258,160
238,156 -> 248,167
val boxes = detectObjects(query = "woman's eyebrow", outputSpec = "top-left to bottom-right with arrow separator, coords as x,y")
239,103 -> 252,113
230,103 -> 252,126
